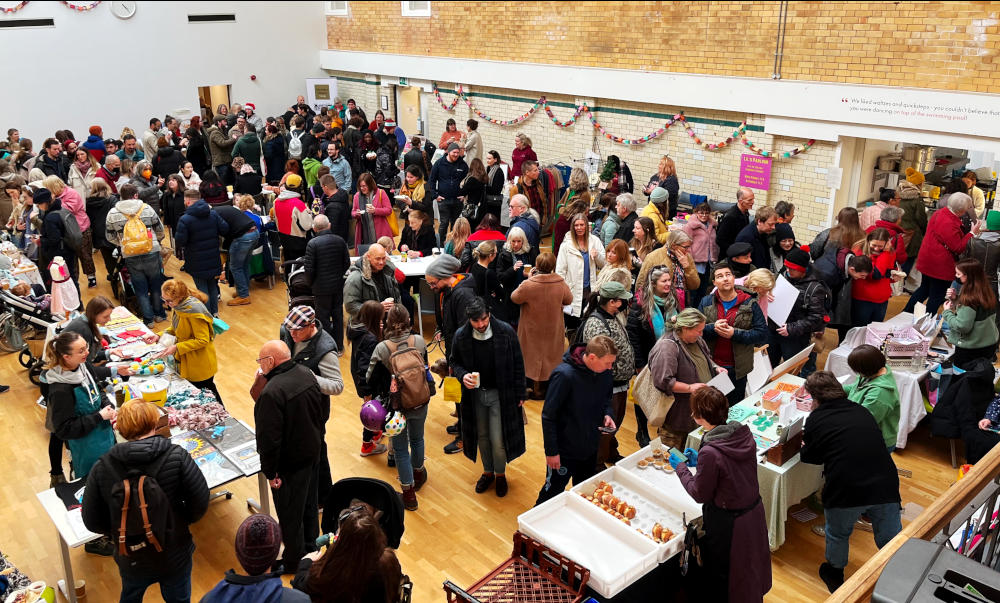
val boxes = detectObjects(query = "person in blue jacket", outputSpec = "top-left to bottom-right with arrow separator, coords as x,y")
174,189 -> 229,315
535,335 -> 617,506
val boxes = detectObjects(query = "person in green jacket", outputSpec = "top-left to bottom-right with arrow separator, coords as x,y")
845,345 -> 901,451
231,123 -> 262,172
302,144 -> 323,188
943,258 -> 1000,369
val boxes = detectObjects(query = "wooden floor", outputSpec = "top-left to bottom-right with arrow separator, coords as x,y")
0,257 -> 962,602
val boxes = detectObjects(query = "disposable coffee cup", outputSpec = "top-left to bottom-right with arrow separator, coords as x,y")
470,372 -> 481,388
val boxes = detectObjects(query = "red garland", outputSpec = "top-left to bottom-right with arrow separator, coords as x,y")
0,1 -> 29,13
61,1 -> 101,10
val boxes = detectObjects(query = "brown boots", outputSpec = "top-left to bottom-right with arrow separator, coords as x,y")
401,484 -> 418,511
413,466 -> 427,491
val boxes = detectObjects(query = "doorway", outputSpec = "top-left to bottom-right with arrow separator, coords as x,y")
198,85 -> 231,123
395,86 -> 422,136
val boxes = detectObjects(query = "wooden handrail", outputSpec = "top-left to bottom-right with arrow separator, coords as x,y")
827,442 -> 1000,602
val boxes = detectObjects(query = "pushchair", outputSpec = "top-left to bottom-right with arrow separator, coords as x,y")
282,257 -> 314,310
0,284 -> 59,385
319,477 -> 412,602
108,252 -> 141,318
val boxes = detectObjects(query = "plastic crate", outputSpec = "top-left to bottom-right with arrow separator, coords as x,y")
517,492 -> 658,598
865,325 -> 930,357
443,532 -> 590,603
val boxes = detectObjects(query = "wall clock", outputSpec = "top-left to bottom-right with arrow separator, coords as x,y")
110,0 -> 135,19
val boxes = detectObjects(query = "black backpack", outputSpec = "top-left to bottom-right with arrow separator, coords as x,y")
106,452 -> 179,570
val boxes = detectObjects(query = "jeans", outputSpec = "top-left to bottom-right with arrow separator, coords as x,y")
904,275 -> 950,316
437,199 -> 461,244
391,404 -> 428,486
272,463 -> 319,569
475,389 -> 507,475
119,549 -> 192,603
535,455 -> 597,506
851,299 -> 888,327
228,230 -> 258,299
125,254 -> 165,322
192,276 -> 220,316
824,502 -> 902,569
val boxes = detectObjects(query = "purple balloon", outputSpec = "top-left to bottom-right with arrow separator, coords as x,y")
360,397 -> 388,431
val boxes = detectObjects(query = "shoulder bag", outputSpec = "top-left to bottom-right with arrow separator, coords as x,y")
632,363 -> 675,428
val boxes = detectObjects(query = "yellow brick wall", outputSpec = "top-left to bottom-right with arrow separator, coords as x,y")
327,1 -> 1000,93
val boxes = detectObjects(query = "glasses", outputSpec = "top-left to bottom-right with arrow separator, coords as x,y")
255,355 -> 272,365
677,244 -> 692,250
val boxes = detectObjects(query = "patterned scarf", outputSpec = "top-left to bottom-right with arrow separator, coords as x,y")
667,250 -> 687,308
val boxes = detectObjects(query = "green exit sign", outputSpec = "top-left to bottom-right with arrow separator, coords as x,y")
398,77 -> 408,86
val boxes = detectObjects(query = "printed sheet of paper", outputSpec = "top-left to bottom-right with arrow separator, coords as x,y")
768,275 -> 799,327
706,371 -> 735,395
746,351 -> 772,396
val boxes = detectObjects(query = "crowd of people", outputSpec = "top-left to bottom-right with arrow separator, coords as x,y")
3,94 -> 998,603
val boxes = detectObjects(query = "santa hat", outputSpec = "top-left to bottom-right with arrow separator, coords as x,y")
244,103 -> 255,112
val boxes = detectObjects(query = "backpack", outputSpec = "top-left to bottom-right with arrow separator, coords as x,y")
385,335 -> 430,410
801,280 -> 832,332
121,204 -> 153,257
55,209 -> 83,252
106,452 -> 179,570
288,130 -> 305,159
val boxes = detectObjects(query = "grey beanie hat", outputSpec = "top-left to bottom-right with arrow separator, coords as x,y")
427,254 -> 461,278
649,186 -> 669,204
446,142 -> 461,152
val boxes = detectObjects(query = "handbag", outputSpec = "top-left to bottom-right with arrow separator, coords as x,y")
383,190 -> 401,236
461,200 -> 483,223
632,364 -> 675,427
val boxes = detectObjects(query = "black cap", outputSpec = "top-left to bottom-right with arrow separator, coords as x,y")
726,242 -> 752,258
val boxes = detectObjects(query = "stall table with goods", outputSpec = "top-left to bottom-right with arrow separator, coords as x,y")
349,253 -> 437,336
686,373 -> 823,551
35,306 -> 267,603
0,242 -> 42,287
824,312 -> 952,449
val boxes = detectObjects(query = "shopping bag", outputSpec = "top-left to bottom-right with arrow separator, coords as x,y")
442,376 -> 462,404
632,365 -> 675,427
387,207 -> 400,237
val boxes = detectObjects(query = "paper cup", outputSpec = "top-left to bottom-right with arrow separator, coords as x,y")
470,372 -> 481,388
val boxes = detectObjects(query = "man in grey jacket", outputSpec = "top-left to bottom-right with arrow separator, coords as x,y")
105,183 -> 167,326
343,243 -> 399,320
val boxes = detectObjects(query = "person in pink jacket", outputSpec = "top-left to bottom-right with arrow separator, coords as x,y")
352,172 -> 394,254
43,175 -> 98,288
683,202 -> 719,308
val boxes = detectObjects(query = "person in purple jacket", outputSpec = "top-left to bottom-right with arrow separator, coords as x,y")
669,386 -> 772,602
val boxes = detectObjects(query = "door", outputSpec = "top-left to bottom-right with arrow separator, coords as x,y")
396,86 -> 421,137
198,85 -> 231,122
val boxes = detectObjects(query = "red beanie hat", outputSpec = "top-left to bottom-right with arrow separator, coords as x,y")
89,125 -> 102,137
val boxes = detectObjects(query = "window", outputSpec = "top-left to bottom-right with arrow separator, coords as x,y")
400,1 -> 430,17
326,1 -> 349,16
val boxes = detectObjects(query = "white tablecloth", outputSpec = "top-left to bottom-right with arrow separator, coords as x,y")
823,316 -> 934,449
350,254 -> 430,278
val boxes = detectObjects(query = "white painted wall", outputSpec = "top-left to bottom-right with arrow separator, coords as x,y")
1,1 -> 327,143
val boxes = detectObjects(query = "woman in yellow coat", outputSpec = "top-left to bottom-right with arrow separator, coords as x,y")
640,186 -> 672,245
146,279 -> 222,403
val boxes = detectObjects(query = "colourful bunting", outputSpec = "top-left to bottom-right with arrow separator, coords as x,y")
62,1 -> 102,10
1,1 -> 29,13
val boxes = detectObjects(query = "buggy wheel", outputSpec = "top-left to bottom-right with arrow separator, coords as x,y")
18,348 -> 33,368
28,364 -> 43,386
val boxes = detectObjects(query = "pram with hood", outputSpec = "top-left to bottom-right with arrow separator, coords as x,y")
282,256 -> 314,310
108,250 -> 142,318
0,283 -> 58,385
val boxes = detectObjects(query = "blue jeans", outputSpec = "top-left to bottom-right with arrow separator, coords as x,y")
851,299 -> 888,327
391,404 -> 428,486
119,549 -> 192,603
824,502 -> 901,569
125,254 -> 165,322
475,389 -> 507,475
192,276 -> 220,316
228,230 -> 258,298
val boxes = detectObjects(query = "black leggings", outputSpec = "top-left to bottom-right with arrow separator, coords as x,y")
189,377 -> 223,407
49,432 -> 68,475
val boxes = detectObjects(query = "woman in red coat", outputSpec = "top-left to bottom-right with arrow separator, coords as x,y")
905,192 -> 979,315
352,172 -> 394,253
510,133 -> 537,180
851,228 -> 898,326
670,387 -> 771,602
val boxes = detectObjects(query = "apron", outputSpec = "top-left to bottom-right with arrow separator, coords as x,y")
700,496 -> 762,600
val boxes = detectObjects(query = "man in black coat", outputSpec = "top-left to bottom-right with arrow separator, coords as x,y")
450,297 -> 527,498
302,214 -> 350,350
254,340 -> 325,574
426,253 -> 479,454
39,137 -> 69,181
214,204 -> 258,306
82,401 -> 210,600
716,186 -> 755,257
317,174 -> 351,243
174,190 -> 229,316
427,143 -> 469,244
734,205 -> 778,269
535,336 -> 617,506
801,371 -> 901,593
612,193 -> 639,243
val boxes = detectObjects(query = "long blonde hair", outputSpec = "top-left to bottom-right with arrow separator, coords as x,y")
658,155 -> 676,179
445,217 -> 471,256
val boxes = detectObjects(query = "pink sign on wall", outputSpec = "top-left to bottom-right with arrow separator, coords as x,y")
739,154 -> 772,190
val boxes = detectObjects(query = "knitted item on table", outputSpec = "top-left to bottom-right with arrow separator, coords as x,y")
166,401 -> 229,431
164,388 -> 219,410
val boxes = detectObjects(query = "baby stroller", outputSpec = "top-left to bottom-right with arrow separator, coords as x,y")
319,477 -> 412,603
282,257 -> 314,310
0,284 -> 59,385
108,252 -> 141,318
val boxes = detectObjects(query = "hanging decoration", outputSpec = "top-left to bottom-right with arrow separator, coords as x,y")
0,2 -> 30,13
61,1 -> 101,9
431,82 -> 816,158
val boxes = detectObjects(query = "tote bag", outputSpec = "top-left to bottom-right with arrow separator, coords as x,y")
632,364 -> 675,427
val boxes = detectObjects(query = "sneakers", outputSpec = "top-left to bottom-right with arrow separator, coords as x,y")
413,466 -> 427,491
0,385 -> 9,394
360,442 -> 387,457
446,422 -> 459,435
496,475 -> 508,497
49,473 -> 67,488
154,314 -> 168,323
85,535 -> 115,557
475,473 -> 495,493
401,485 -> 418,511
444,437 -> 463,454
818,562 -> 845,593
87,276 -> 97,288
227,296 -> 250,306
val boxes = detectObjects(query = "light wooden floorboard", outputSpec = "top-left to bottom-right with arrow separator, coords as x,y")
0,257 -> 959,601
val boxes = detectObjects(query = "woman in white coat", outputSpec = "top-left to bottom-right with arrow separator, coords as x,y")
67,148 -> 98,200
556,212 -> 605,335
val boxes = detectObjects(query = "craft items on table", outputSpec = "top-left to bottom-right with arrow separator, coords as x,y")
165,400 -> 229,431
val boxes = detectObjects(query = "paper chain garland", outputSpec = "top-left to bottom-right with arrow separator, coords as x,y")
62,1 -> 102,10
432,83 -> 816,158
0,1 -> 29,13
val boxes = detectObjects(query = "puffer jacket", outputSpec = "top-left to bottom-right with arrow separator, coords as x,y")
81,436 -> 209,578
343,254 -> 401,318
304,230 -> 350,295
700,287 -> 768,380
153,147 -> 185,180
128,175 -> 162,215
231,133 -> 262,168
174,199 -> 229,278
